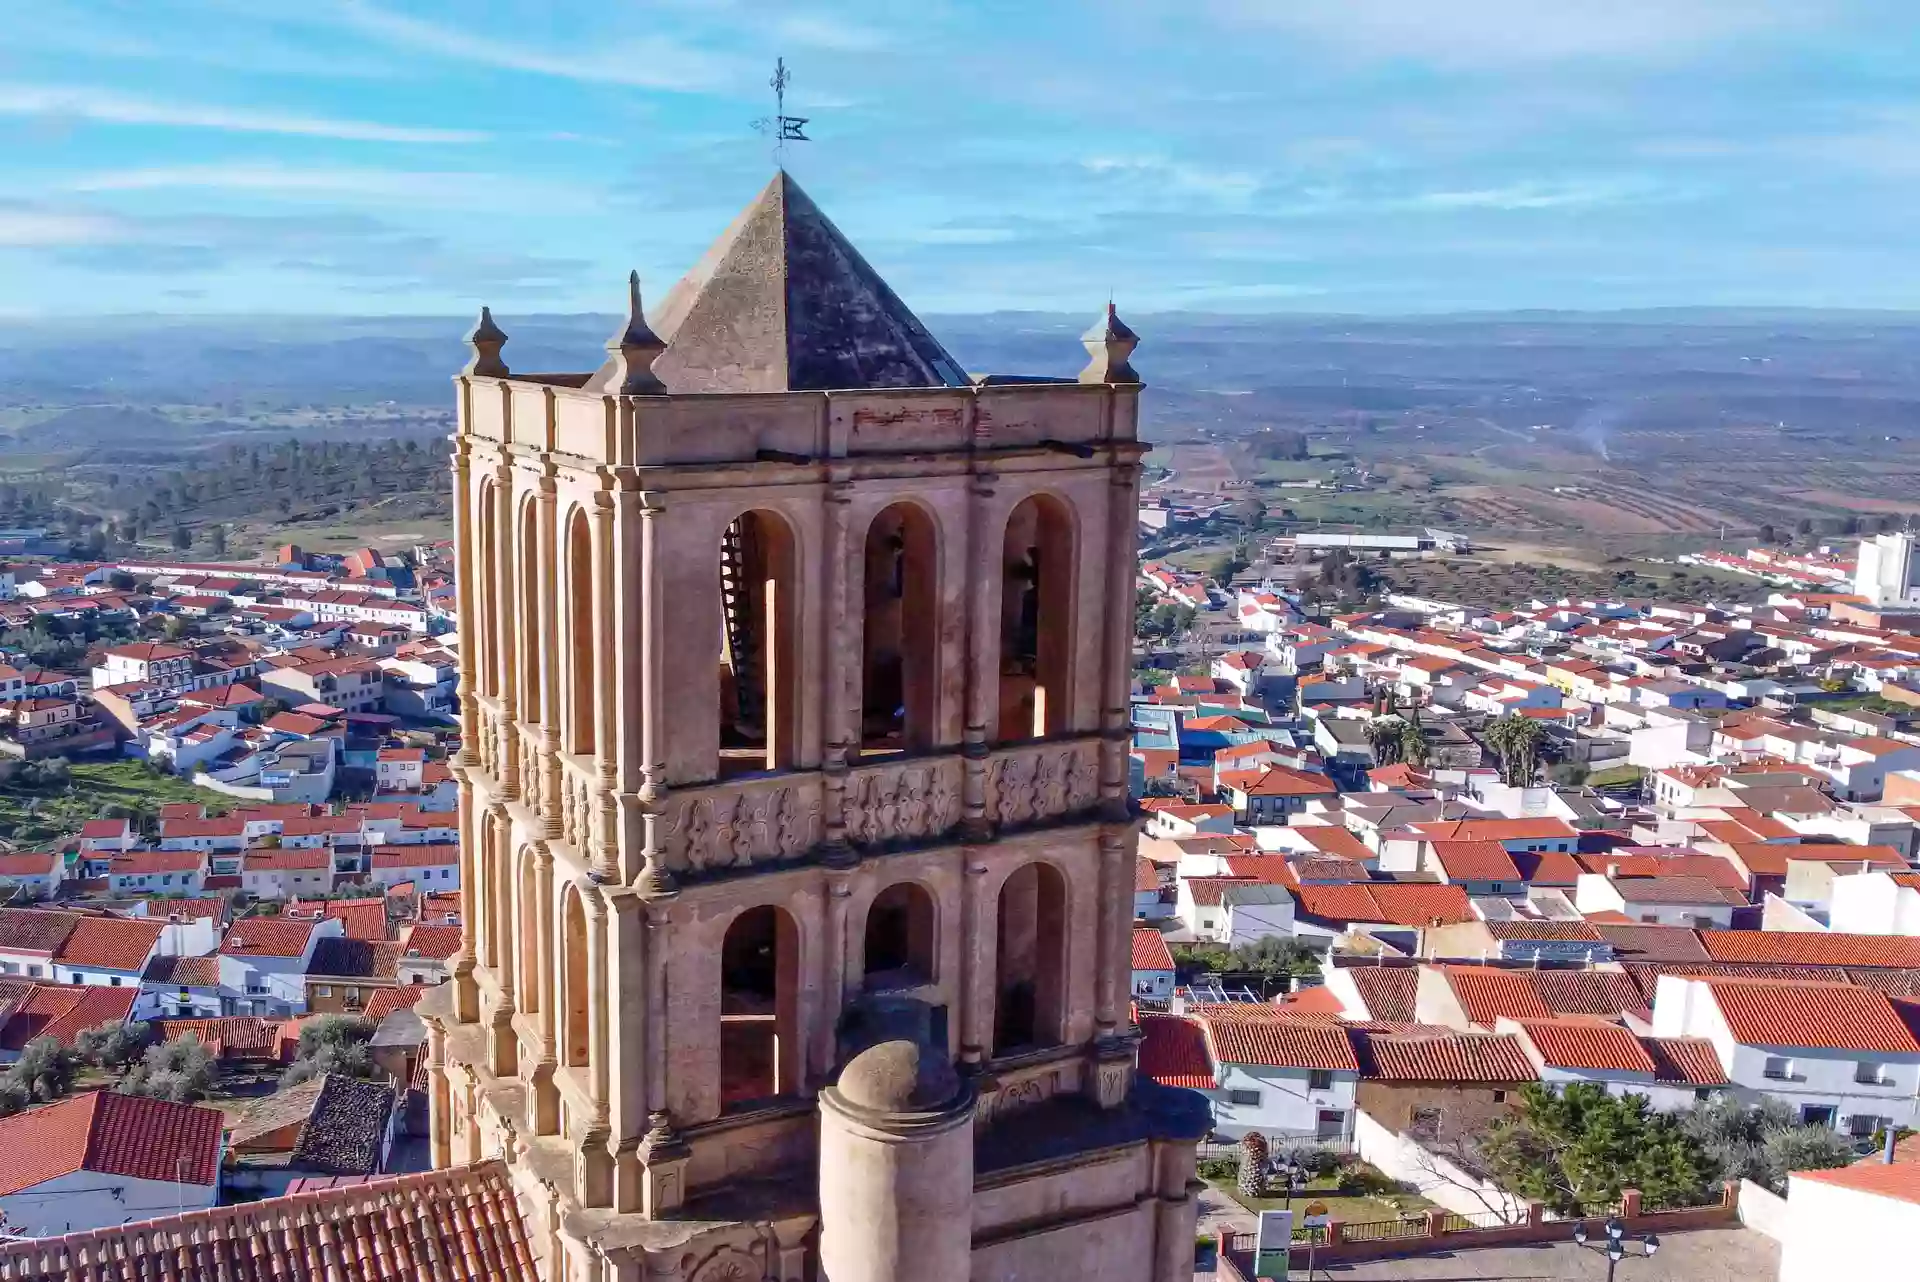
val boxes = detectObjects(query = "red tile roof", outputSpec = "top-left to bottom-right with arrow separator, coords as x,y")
1442,966 -> 1555,1025
1512,1018 -> 1657,1073
1795,1160 -> 1920,1207
1229,765 -> 1337,798
1293,883 -> 1474,927
244,848 -> 331,871
107,851 -> 207,876
362,985 -> 429,1023
1135,1013 -> 1215,1089
371,844 -> 459,868
1412,817 -> 1576,843
0,907 -> 82,955
1509,850 -> 1586,885
1606,874 -> 1740,906
1591,924 -> 1710,962
55,917 -> 163,971
1204,1014 -> 1361,1071
1532,970 -> 1647,1018
1293,826 -> 1373,861
1637,1035 -> 1727,1086
1430,840 -> 1522,884
0,983 -> 138,1051
0,1091 -> 222,1197
1699,931 -> 1920,969
1704,978 -> 1920,1053
400,925 -> 461,960
153,1016 -> 278,1058
1131,928 -> 1175,973
1349,966 -> 1418,1023
0,1160 -> 539,1281
1484,921 -> 1603,942
1354,1030 -> 1536,1082
220,918 -> 319,958
1135,856 -> 1160,893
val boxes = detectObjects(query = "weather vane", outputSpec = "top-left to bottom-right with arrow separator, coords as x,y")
752,57 -> 809,165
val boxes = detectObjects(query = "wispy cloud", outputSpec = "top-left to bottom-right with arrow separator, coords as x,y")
0,85 -> 484,143
60,164 -> 595,212
1405,179 -> 1659,210
772,13 -> 893,53
1207,0 -> 1827,65
331,1 -> 743,91
1080,155 -> 1262,205
0,203 -> 124,247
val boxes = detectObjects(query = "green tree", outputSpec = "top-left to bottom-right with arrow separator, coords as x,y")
6,1036 -> 79,1103
1481,1083 -> 1714,1216
1483,714 -> 1547,787
76,1019 -> 150,1073
170,524 -> 192,552
1680,1095 -> 1855,1195
1364,716 -> 1406,766
118,1032 -> 219,1103
1238,1131 -> 1271,1199
279,1014 -> 380,1088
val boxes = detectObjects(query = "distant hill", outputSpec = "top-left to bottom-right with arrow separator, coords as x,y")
0,405 -> 230,452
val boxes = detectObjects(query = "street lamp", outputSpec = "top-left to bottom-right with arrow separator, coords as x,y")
1573,1217 -> 1658,1282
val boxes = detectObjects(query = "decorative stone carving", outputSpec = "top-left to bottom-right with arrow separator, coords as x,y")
690,1247 -> 763,1282
986,740 -> 1102,830
664,782 -> 820,874
974,1066 -> 1063,1127
843,758 -> 963,849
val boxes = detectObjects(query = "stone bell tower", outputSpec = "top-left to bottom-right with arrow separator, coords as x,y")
422,170 -> 1207,1282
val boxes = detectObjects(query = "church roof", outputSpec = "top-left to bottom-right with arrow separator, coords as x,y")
650,170 -> 969,394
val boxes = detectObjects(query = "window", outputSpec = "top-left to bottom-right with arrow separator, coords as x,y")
1316,1109 -> 1347,1141
316,985 -> 332,997
1764,1056 -> 1796,1081
1409,1108 -> 1442,1140
1307,1069 -> 1334,1091
1227,1089 -> 1262,1107
1491,1090 -> 1508,1103
1856,1061 -> 1888,1086
1801,1105 -> 1837,1129
110,976 -> 121,987
1849,1114 -> 1884,1139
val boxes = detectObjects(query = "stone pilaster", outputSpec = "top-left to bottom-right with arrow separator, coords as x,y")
819,476 -> 854,863
536,465 -> 564,840
528,841 -> 560,1135
961,468 -> 997,840
958,851 -> 991,1067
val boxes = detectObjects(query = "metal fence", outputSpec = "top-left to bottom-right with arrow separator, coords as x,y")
1338,1217 -> 1429,1244
1439,1210 -> 1519,1233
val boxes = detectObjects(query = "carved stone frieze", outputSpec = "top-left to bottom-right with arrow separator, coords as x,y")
843,758 -> 963,849
985,739 -> 1101,831
664,780 -> 820,874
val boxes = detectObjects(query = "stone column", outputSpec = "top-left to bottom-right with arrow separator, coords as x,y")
1150,1140 -> 1200,1282
449,777 -> 480,1021
815,871 -> 853,1084
577,884 -> 613,1208
536,468 -> 564,839
961,470 -> 997,838
426,1017 -> 452,1168
1094,827 -> 1124,1039
820,477 -> 854,859
486,804 -> 518,1078
493,454 -> 522,799
630,490 -> 673,893
957,852 -> 991,1067
528,842 -> 559,1135
1100,460 -> 1139,813
639,899 -> 689,1218
591,485 -> 621,881
450,434 -> 481,763
603,887 -> 647,1212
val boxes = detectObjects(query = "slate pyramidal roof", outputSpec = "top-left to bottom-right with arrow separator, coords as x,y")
644,169 -> 972,394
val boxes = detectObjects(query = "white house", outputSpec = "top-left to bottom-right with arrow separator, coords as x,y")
137,954 -> 225,1019
1178,878 -> 1296,946
51,916 -> 165,989
1779,1162 -> 1920,1282
1572,873 -> 1739,929
1829,870 -> 1920,936
241,848 -> 334,900
104,850 -> 209,896
1195,1010 -> 1360,1142
367,843 -> 461,892
1651,974 -> 1920,1138
89,642 -> 193,693
1131,928 -> 1176,1001
77,817 -> 134,855
0,1093 -> 222,1236
1135,856 -> 1171,922
217,917 -> 342,1017
0,852 -> 63,898
1496,1017 -> 1726,1111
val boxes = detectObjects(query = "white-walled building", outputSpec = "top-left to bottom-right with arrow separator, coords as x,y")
1130,928 -> 1176,1001
0,1093 -> 222,1236
216,917 -> 342,1017
1194,1010 -> 1360,1142
1829,870 -> 1920,936
1496,1017 -> 1725,1112
1779,1162 -> 1920,1282
1572,873 -> 1740,929
1651,975 -> 1920,1138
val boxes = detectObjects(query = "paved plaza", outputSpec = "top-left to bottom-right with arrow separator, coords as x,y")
1298,1226 -> 1777,1282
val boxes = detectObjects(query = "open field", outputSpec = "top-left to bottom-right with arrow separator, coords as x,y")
0,761 -> 233,848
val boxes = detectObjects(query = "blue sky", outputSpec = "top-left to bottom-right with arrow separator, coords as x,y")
4,0 -> 1919,316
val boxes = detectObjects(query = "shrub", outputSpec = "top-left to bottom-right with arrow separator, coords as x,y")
1238,1132 -> 1271,1199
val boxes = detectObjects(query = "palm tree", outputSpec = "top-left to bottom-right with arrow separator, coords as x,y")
1365,717 -> 1406,767
1484,714 -> 1546,787
1399,720 -> 1432,769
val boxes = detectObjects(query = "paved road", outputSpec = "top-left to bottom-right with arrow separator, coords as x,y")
1297,1226 -> 1777,1282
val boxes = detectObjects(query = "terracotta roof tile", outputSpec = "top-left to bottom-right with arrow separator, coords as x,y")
1131,928 -> 1175,972
54,917 -> 163,971
362,985 -> 429,1023
220,918 -> 319,958
1411,818 -> 1576,843
1699,931 -> 1920,969
1533,970 -> 1649,1018
0,1092 -> 222,1197
1591,924 -> 1710,962
400,925 -> 461,961
1484,921 -> 1603,942
1512,1018 -> 1656,1073
153,1016 -> 278,1058
1349,967 -> 1418,1023
1442,966 -> 1555,1025
0,907 -> 83,955
0,1159 -> 538,1281
1202,1014 -> 1361,1071
1796,1160 -> 1920,1206
1355,1030 -> 1536,1082
1136,856 -> 1160,893
1637,1035 -> 1727,1086
1430,840 -> 1522,884
1509,850 -> 1586,885
1704,978 -> 1920,1053
1294,883 -> 1474,927
143,954 -> 222,986
0,983 -> 137,1051
1135,1014 -> 1216,1089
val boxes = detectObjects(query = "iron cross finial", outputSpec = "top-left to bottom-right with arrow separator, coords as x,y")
753,56 -> 810,164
